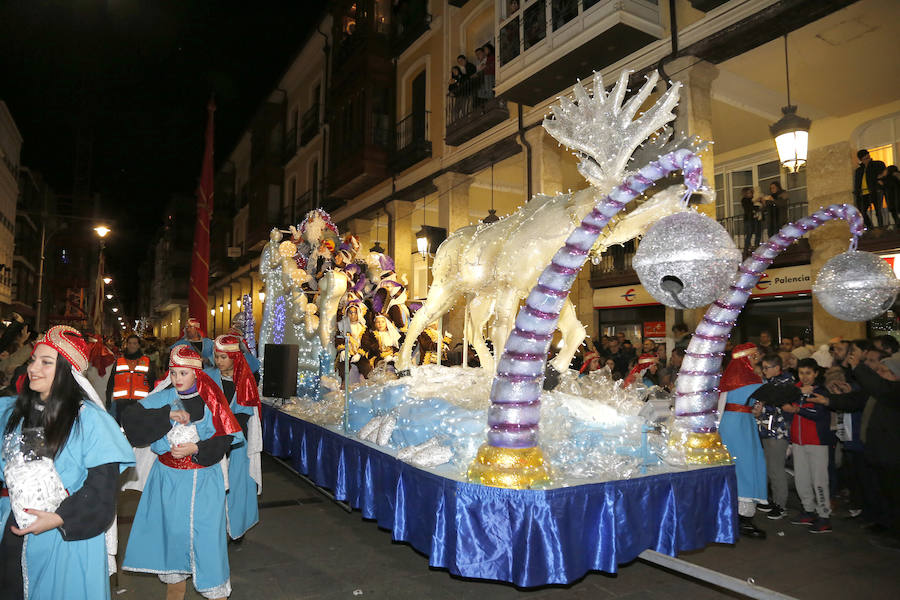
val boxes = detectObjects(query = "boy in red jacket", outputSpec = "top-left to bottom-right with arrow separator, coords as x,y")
783,358 -> 833,533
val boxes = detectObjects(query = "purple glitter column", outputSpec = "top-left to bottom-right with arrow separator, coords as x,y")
487,149 -> 704,449
674,204 -> 865,433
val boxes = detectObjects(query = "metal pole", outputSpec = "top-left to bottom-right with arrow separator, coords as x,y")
462,304 -> 468,369
343,335 -> 350,434
436,315 -> 443,365
638,550 -> 798,600
35,221 -> 46,331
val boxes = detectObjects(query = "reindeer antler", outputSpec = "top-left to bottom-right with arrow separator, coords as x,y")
543,71 -> 681,189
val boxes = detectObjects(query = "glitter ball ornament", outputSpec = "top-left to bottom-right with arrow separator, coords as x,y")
633,211 -> 741,309
813,250 -> 900,321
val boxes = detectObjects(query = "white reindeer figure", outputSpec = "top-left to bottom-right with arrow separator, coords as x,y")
397,71 -> 708,375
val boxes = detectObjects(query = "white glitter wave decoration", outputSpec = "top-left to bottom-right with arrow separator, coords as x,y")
396,71 -> 711,376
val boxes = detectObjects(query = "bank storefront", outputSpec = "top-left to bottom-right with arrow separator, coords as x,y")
593,265 -> 815,346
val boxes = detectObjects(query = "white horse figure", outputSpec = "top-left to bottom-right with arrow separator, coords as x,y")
397,71 -> 710,375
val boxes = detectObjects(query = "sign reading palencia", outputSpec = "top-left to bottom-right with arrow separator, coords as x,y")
593,264 -> 813,309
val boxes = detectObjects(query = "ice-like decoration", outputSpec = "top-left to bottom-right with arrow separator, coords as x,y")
397,71 -> 711,377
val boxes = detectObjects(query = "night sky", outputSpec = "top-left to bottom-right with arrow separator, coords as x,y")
0,0 -> 325,313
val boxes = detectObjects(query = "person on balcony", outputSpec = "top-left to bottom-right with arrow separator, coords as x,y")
854,149 -> 886,229
456,54 -> 476,78
762,181 -> 789,237
480,43 -> 495,100
106,334 -> 155,424
741,186 -> 763,253
879,164 -> 899,227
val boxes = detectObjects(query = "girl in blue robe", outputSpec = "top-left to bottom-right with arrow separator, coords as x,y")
0,325 -> 135,600
209,334 -> 262,541
121,345 -> 242,600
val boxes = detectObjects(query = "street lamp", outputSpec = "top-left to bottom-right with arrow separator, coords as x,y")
103,277 -> 112,285
770,35 -> 811,173
106,293 -> 113,300
112,307 -> 119,313
93,225 -> 111,239
210,308 -> 216,317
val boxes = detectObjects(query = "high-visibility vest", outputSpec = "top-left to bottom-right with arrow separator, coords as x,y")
112,356 -> 151,401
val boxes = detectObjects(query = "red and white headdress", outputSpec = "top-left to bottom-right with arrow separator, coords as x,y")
214,334 -> 260,408
33,325 -> 89,373
624,353 -> 660,387
164,344 -> 240,437
169,344 -> 204,370
720,342 -> 762,392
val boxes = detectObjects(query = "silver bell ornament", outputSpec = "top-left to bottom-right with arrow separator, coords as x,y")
633,211 -> 741,309
813,250 -> 900,322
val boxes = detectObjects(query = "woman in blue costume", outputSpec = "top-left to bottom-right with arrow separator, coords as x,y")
209,334 -> 261,542
718,342 -> 798,540
0,325 -> 135,600
121,345 -> 242,600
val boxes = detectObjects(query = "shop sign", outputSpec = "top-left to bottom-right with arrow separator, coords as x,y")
594,264 -> 812,308
750,265 -> 811,298
593,284 -> 659,309
643,321 -> 666,341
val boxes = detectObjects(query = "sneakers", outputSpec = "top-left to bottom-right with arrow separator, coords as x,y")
809,518 -> 833,534
739,516 -> 767,539
791,511 -> 816,526
767,505 -> 785,520
757,502 -> 774,513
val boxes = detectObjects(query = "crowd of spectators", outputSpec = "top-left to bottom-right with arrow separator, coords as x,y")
749,333 -> 900,545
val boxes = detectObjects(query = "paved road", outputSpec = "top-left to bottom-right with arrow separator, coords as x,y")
113,455 -> 899,599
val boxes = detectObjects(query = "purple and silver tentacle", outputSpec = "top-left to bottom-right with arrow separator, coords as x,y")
674,204 -> 865,433
487,149 -> 704,449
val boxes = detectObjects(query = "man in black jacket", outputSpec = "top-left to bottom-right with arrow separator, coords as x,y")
854,149 -> 887,229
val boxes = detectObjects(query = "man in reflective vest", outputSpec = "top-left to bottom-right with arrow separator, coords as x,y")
106,334 -> 155,423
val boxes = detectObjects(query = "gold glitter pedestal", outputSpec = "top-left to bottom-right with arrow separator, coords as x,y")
671,431 -> 733,465
467,444 -> 551,489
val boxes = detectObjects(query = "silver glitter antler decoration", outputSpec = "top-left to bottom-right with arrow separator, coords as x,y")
543,71 -> 681,189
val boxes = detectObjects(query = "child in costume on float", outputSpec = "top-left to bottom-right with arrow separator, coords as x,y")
207,335 -> 262,541
121,345 -> 243,600
0,325 -> 135,600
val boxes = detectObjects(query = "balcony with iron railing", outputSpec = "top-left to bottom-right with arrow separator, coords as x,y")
590,201 -> 811,287
446,74 -> 510,147
328,114 -> 392,198
300,103 -> 320,146
391,111 -> 431,173
496,0 -> 663,105
283,127 -> 297,165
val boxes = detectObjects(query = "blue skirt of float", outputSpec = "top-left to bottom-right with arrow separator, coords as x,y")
260,404 -> 738,587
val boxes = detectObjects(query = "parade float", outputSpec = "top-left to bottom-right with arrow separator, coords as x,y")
254,71 -> 900,587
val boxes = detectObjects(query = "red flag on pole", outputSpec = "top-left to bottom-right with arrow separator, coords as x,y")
91,250 -> 105,336
189,98 -> 215,332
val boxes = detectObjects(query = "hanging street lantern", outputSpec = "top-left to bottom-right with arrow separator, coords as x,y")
770,35 -> 811,173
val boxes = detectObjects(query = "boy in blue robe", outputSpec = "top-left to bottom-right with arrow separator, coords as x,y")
208,334 -> 262,541
121,345 -> 243,600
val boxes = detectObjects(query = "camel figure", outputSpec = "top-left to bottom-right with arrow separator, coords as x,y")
396,71 -> 709,375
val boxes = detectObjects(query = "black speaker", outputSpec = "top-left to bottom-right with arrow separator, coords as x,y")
262,344 -> 299,398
